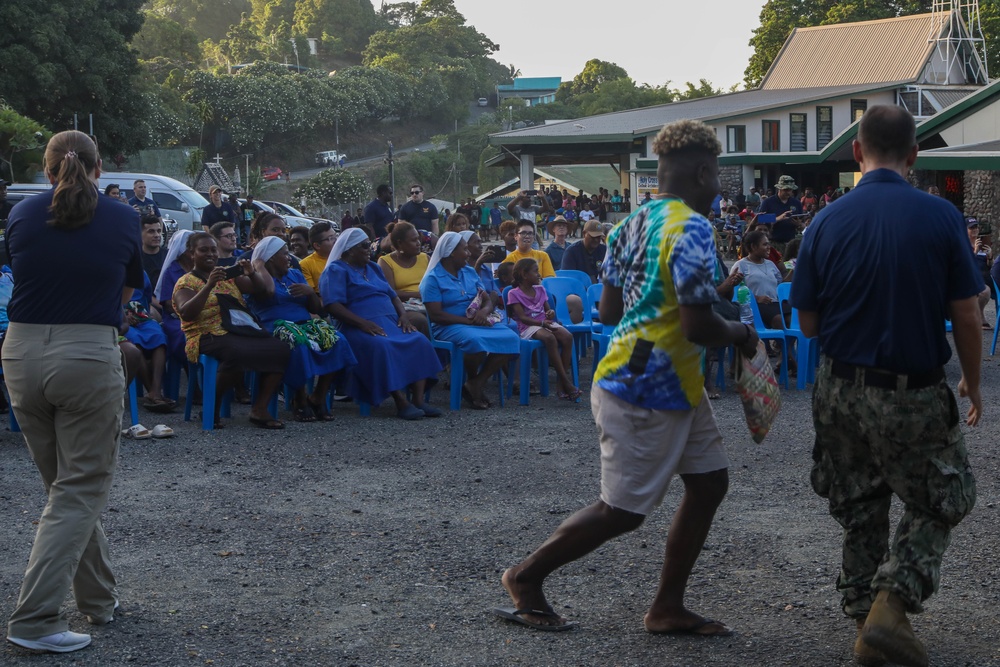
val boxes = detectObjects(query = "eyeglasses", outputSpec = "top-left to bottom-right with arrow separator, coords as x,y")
517,231 -> 535,237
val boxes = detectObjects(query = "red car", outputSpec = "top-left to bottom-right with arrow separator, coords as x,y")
262,166 -> 283,181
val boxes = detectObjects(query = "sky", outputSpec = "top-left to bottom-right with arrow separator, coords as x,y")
452,0 -> 764,90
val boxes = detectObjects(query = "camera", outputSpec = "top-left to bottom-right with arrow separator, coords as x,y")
223,264 -> 245,280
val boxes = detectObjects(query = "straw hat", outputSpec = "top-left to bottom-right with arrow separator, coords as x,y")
546,215 -> 578,236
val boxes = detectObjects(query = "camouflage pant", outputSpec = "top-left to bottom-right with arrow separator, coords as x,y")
811,359 -> 976,618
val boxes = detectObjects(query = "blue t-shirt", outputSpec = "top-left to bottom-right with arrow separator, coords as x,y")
560,241 -> 607,281
791,169 -> 983,374
127,196 -> 161,218
398,200 -> 439,233
489,207 -> 503,226
363,198 -> 395,237
758,195 -> 803,242
7,190 -> 143,327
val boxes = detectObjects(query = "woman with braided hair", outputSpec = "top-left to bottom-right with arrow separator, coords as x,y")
245,236 -> 357,422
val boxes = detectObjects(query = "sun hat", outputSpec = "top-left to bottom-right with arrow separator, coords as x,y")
583,220 -> 605,238
546,215 -> 577,236
775,175 -> 798,191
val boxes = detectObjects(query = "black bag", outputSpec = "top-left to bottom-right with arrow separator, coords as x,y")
216,293 -> 269,338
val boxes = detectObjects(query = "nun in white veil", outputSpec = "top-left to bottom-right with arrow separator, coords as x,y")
419,231 -> 518,410
155,229 -> 195,363
319,227 -> 443,420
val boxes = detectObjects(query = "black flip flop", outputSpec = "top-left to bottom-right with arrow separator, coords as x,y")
491,607 -> 577,632
462,386 -> 488,410
649,618 -> 733,637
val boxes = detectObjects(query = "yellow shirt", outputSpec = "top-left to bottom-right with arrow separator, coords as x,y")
298,252 -> 328,291
174,272 -> 246,364
500,248 -> 556,278
379,252 -> 429,295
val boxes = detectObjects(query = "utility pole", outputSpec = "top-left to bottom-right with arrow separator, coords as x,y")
386,141 -> 395,210
456,139 -> 461,206
335,118 -> 340,167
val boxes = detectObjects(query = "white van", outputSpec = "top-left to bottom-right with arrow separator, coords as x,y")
98,173 -> 208,231
315,150 -> 346,166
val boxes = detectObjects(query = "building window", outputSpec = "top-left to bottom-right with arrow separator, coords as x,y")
790,113 -> 807,151
850,99 -> 867,122
762,120 -> 780,152
817,106 -> 833,147
726,125 -> 746,153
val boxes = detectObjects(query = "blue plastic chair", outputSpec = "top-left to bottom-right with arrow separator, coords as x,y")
0,366 -> 19,432
183,355 -> 234,430
502,286 -> 552,404
587,282 -> 603,331
542,276 -> 591,370
590,323 -> 615,376
555,270 -> 592,296
776,283 -> 819,390
745,291 -> 790,389
992,277 -> 1000,355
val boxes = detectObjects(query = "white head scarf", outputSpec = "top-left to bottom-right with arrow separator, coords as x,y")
459,230 -> 476,243
251,236 -> 286,265
324,227 -> 370,272
420,231 -> 466,294
154,229 -> 194,301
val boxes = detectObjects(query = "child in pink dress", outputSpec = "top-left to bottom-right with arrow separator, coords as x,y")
506,258 -> 581,401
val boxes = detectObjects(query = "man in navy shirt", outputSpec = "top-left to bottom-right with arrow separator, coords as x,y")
791,105 -> 981,667
363,184 -> 395,237
398,183 -> 439,235
200,185 -> 237,231
757,175 -> 803,251
127,179 -> 161,221
560,221 -> 607,281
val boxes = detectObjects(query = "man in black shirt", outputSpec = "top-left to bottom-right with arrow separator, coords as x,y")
0,180 -> 13,223
758,175 -> 804,252
139,214 -> 166,289
398,184 -> 439,234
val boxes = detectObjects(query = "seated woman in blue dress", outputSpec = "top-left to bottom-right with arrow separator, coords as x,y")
319,228 -> 442,420
246,237 -> 357,422
124,270 -> 174,412
154,229 -> 194,365
420,231 -> 519,410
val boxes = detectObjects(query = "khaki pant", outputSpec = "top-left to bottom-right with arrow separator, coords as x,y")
4,323 -> 125,639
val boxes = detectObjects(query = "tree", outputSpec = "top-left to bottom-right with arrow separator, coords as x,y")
0,105 -> 50,183
673,79 -> 724,101
559,59 -> 630,100
294,168 -> 370,210
134,12 -> 202,63
744,1 -> 934,87
293,0 -> 380,59
0,0 -> 150,156
147,0 -> 252,43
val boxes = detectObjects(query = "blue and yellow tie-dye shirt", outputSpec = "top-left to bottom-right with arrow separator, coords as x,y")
595,197 -> 719,410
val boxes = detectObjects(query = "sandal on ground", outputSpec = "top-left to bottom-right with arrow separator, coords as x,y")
397,404 -> 425,420
151,424 -> 174,439
491,607 -> 577,632
462,386 -> 489,410
122,424 -> 151,440
249,416 -> 284,429
144,397 -> 177,414
416,404 -> 443,418
306,398 -> 335,421
293,406 -> 316,423
708,391 -> 721,400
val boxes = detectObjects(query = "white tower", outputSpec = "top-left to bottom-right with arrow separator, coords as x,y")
928,1 -> 989,84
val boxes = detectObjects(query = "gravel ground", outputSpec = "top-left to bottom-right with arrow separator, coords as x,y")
2,336 -> 1000,667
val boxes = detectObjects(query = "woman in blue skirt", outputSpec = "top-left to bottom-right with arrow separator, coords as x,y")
123,270 -> 174,411
246,237 -> 357,422
420,231 -> 518,409
319,228 -> 442,420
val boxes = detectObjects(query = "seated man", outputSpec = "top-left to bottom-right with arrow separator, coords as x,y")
560,221 -> 607,284
210,221 -> 244,267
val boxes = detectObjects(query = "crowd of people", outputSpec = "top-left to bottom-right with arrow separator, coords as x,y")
1,109 -> 989,667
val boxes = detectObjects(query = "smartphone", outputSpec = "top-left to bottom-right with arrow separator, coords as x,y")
223,264 -> 244,280
486,245 -> 507,261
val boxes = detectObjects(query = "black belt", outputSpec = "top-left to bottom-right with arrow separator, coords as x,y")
829,360 -> 944,390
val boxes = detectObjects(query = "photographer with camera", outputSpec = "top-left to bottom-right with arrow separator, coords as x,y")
507,189 -> 550,225
127,179 -> 161,223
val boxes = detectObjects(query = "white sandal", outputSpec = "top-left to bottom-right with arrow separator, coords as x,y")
151,424 -> 174,439
122,424 -> 151,440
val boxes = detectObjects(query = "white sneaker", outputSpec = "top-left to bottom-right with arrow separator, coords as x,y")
7,630 -> 92,653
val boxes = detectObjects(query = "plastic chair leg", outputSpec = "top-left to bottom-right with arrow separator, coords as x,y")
519,351 -> 531,406
450,351 -> 464,411
201,356 -> 218,431
359,402 -> 371,416
128,379 -> 139,426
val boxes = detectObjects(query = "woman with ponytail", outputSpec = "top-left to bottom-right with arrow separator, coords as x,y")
3,130 -> 144,654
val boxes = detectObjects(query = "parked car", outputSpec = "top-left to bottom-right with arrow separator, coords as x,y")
315,150 -> 347,166
262,166 -> 283,181
478,97 -> 489,107
263,201 -> 341,233
237,199 -> 314,231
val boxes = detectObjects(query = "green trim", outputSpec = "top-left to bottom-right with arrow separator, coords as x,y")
916,79 -> 1000,141
817,120 -> 860,161
718,153 -> 825,165
487,133 -> 628,146
914,154 -> 1000,170
635,159 -> 657,169
726,125 -> 747,153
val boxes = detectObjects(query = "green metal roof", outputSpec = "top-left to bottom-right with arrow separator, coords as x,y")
916,77 -> 1000,142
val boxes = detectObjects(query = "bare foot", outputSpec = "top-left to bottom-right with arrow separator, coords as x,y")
644,608 -> 733,636
501,567 -> 571,628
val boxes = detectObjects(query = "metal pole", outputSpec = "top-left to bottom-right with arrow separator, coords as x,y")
456,139 -> 461,203
387,141 -> 395,210
89,113 -> 93,136
335,118 -> 340,167
73,114 -> 78,130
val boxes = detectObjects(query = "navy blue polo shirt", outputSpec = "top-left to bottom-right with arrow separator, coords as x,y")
791,169 -> 982,374
6,190 -> 144,327
758,194 -> 803,242
363,198 -> 395,237
201,202 -> 237,228
398,199 -> 439,233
